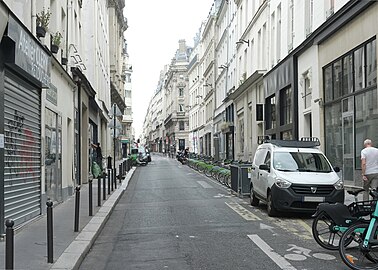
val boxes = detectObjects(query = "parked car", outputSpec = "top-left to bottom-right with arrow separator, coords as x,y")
249,138 -> 343,216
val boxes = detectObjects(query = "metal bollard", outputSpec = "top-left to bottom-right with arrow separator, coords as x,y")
114,168 -> 117,189
102,172 -> 106,200
97,177 -> 101,207
119,164 -> 122,183
89,179 -> 93,216
111,168 -> 114,191
107,169 -> 111,195
46,200 -> 54,263
5,219 -> 14,270
74,186 -> 81,232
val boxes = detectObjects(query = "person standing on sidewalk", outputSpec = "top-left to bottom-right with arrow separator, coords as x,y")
361,139 -> 378,200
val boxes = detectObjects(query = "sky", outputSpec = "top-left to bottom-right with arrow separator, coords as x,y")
123,0 -> 214,138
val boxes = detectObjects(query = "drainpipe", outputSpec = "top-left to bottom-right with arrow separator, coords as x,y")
77,82 -> 81,186
31,0 -> 36,34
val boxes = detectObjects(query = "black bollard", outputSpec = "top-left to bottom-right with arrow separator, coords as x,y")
102,172 -> 106,200
89,179 -> 93,216
46,200 -> 54,263
108,169 -> 111,194
119,164 -> 122,183
111,168 -> 114,191
5,219 -> 14,270
114,168 -> 117,189
97,177 -> 101,207
74,186 -> 80,232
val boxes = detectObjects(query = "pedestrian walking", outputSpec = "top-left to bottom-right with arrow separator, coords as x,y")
361,139 -> 378,200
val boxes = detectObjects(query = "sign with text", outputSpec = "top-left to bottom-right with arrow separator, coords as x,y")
7,16 -> 51,87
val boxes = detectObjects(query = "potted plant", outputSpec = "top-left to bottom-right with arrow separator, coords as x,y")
51,32 -> 62,54
36,8 -> 51,38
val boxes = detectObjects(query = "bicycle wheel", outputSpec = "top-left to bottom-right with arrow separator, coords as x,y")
204,167 -> 212,177
339,222 -> 378,270
312,211 -> 342,250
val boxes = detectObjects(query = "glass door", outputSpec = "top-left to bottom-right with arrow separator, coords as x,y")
342,97 -> 354,183
45,109 -> 63,202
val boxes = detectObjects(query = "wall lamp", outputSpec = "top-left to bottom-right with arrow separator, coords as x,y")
236,39 -> 250,46
204,83 -> 212,87
314,98 -> 324,106
196,95 -> 203,98
218,64 -> 228,69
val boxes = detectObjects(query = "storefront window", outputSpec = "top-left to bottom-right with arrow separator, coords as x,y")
366,39 -> 377,87
325,103 -> 342,167
333,60 -> 342,99
324,65 -> 333,102
354,46 -> 365,91
343,54 -> 353,95
280,87 -> 292,125
355,89 -> 378,168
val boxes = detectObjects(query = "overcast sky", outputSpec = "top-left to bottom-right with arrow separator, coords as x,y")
123,0 -> 214,138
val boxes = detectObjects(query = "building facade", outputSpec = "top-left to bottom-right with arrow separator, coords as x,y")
0,0 -> 132,232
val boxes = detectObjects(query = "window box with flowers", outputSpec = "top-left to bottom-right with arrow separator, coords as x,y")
51,32 -> 62,54
36,8 -> 51,38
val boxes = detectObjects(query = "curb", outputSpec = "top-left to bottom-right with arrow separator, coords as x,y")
50,167 -> 136,270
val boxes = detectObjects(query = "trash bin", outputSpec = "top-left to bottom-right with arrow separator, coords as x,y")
230,163 -> 252,197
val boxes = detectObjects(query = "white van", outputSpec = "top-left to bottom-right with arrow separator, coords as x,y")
250,138 -> 344,216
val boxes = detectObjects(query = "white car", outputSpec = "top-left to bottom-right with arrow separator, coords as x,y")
250,138 -> 344,216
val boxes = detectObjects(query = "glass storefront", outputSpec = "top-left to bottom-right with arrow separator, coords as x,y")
324,37 -> 377,186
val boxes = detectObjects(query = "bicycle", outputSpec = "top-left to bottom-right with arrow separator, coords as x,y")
312,188 -> 371,250
338,189 -> 378,270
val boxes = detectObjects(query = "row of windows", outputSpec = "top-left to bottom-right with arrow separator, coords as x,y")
324,38 -> 377,103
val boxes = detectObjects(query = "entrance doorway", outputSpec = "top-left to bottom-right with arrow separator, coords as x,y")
45,109 -> 62,202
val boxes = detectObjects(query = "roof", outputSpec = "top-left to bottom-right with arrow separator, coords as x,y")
261,137 -> 321,148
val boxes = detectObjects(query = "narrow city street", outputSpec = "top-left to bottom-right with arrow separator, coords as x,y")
79,154 -> 345,270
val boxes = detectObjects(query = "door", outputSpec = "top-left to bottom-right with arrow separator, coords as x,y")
4,72 -> 42,227
45,109 -> 62,202
251,148 -> 266,197
342,97 -> 354,183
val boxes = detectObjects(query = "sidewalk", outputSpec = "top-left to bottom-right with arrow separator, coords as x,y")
0,160 -> 135,270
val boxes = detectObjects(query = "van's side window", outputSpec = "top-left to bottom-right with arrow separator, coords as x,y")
254,148 -> 266,166
264,151 -> 271,166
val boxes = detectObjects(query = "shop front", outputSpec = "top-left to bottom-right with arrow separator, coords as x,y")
0,13 -> 50,231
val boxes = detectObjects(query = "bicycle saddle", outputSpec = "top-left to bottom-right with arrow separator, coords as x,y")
347,189 -> 365,197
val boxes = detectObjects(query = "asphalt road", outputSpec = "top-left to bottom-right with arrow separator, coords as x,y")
79,154 -> 347,270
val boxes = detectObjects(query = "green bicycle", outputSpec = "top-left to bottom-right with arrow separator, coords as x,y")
339,189 -> 378,270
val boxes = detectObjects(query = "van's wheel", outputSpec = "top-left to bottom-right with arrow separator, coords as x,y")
267,192 -> 278,217
250,186 -> 259,206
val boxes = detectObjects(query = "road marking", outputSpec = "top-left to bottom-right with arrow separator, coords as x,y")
213,193 -> 231,198
226,202 -> 261,221
197,181 -> 213,188
260,223 -> 277,235
248,234 -> 297,270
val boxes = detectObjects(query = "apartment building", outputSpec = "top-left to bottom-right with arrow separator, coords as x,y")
0,0 -> 131,232
159,40 -> 191,155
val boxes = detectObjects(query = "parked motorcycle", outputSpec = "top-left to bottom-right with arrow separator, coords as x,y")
176,150 -> 188,164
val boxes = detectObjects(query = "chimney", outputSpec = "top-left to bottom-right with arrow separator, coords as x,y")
178,39 -> 186,53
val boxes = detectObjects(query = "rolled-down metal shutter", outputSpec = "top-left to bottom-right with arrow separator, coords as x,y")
4,72 -> 41,227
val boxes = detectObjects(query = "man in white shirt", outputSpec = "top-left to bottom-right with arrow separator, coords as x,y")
361,139 -> 378,200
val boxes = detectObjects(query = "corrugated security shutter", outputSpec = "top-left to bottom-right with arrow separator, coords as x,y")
4,72 -> 41,226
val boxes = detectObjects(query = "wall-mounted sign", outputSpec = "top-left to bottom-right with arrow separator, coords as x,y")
46,83 -> 57,105
7,16 -> 51,87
